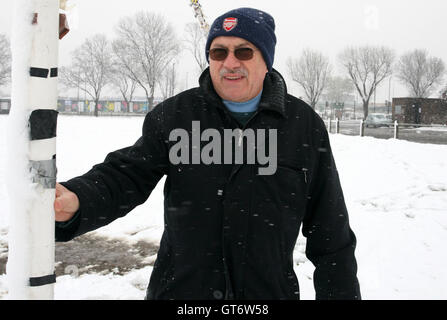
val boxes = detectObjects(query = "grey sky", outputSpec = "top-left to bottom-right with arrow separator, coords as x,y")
1,0 -> 446,100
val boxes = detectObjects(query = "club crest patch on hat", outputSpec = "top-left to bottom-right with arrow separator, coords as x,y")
223,17 -> 238,32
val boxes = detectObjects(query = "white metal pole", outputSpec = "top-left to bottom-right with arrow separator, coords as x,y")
7,0 -> 59,300
394,120 -> 399,139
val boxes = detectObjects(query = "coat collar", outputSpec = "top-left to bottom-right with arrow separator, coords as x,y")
199,67 -> 287,117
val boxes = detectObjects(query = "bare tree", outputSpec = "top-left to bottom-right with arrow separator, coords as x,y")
159,63 -> 178,101
287,49 -> 332,110
60,34 -> 113,117
114,11 -> 180,111
323,76 -> 355,104
396,49 -> 445,98
338,46 -> 394,119
0,34 -> 11,89
184,22 -> 208,74
321,76 -> 355,119
109,56 -> 138,113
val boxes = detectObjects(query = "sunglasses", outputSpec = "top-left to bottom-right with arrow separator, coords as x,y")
209,47 -> 255,61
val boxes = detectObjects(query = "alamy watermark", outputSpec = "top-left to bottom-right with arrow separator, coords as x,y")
169,121 -> 277,175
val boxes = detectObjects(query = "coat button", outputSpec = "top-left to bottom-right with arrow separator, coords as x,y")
213,290 -> 223,300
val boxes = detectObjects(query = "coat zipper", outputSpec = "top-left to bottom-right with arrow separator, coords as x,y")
222,110 -> 259,299
238,112 -> 259,299
227,111 -> 259,182
302,168 -> 308,184
237,129 -> 243,148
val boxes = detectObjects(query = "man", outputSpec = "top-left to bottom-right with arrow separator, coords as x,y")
55,7 -> 361,300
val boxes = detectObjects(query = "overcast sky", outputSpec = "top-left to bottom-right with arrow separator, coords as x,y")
1,0 -> 446,100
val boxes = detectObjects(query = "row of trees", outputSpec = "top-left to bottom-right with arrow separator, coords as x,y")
60,12 -> 186,116
0,15 -> 207,117
60,11 -> 210,117
61,11 -> 212,115
288,46 -> 446,119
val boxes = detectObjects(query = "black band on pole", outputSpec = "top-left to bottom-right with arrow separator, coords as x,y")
50,68 -> 58,78
29,109 -> 59,140
29,273 -> 56,287
30,67 -> 50,78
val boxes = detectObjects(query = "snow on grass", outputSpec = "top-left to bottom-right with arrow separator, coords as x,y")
53,266 -> 151,300
0,114 -> 446,299
404,126 -> 447,132
332,135 -> 447,299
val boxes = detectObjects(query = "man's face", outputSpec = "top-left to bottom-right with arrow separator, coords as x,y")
209,36 -> 268,102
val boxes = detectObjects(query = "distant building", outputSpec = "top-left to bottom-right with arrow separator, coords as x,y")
392,98 -> 447,125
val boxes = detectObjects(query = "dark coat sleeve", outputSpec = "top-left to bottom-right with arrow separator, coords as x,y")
55,106 -> 169,242
302,119 -> 361,300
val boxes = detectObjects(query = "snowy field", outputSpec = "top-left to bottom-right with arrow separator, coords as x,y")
0,114 -> 446,300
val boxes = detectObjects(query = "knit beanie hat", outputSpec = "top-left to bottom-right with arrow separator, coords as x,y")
205,7 -> 277,72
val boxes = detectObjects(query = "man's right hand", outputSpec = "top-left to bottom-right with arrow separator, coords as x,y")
54,183 -> 80,222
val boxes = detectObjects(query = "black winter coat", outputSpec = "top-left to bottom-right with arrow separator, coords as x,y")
56,68 -> 361,300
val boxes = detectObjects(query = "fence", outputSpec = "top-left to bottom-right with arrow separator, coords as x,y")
325,118 -> 447,145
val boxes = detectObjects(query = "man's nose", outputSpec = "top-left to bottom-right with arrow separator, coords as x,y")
222,51 -> 242,70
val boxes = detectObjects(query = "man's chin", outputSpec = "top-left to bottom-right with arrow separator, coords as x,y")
219,87 -> 250,102
221,93 -> 248,102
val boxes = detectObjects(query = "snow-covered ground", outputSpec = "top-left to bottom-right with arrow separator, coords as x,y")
0,114 -> 446,300
405,126 -> 447,132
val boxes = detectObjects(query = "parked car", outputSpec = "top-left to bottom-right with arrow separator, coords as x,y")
365,113 -> 393,128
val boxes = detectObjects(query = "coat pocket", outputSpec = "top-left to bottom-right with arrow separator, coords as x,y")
277,164 -> 309,187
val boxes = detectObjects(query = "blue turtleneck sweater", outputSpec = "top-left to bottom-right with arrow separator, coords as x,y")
222,90 -> 262,126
